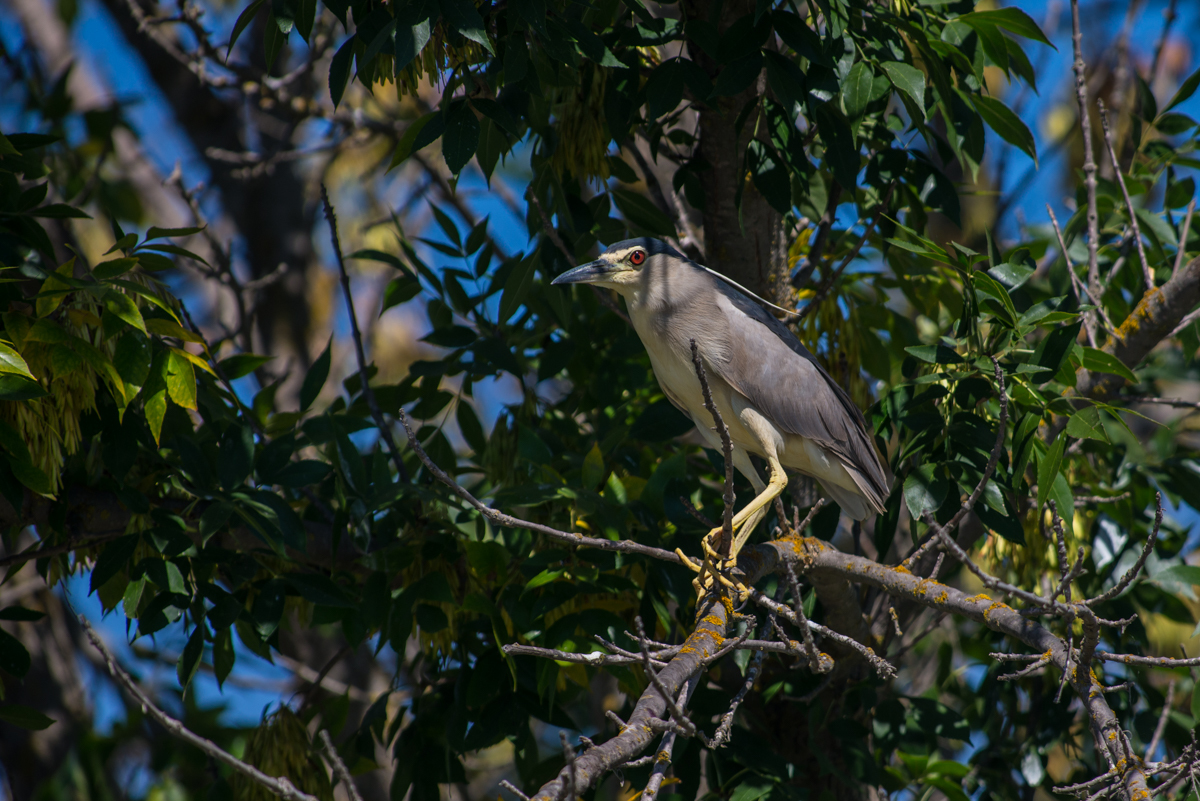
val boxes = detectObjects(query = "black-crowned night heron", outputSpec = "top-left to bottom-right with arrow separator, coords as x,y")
552,238 -> 890,581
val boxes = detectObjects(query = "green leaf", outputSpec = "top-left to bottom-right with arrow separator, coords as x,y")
90,534 -> 140,595
0,629 -> 31,678
294,0 -> 315,42
23,203 -> 90,219
165,349 -> 197,410
1030,322 -> 1082,382
443,101 -> 480,175
582,442 -> 605,491
213,627 -> 234,688
264,11 -> 289,71
841,61 -> 874,119
1065,407 -> 1108,442
880,61 -> 926,119
905,344 -> 963,364
498,255 -> 536,326
904,465 -> 949,520
0,342 -> 34,380
1164,66 -> 1200,114
524,569 -> 563,592
0,704 -> 54,730
113,333 -> 152,387
389,112 -> 445,170
144,225 -> 205,240
441,0 -> 493,54
1037,436 -> 1065,511
611,188 -> 676,238
103,290 -> 147,335
395,17 -> 432,74
0,606 -> 44,621
1078,347 -> 1136,383
958,8 -> 1053,46
382,276 -> 422,313
973,95 -> 1037,163
299,337 -> 332,411
177,626 -> 204,691
287,574 -> 355,608
329,36 -> 356,108
218,353 -> 274,379
746,140 -> 791,215
227,0 -> 265,60
645,60 -> 686,120
1049,471 -> 1074,531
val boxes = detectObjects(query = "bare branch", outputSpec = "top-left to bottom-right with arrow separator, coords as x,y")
689,339 -> 734,554
1085,492 -> 1162,606
503,643 -> 668,669
1097,100 -> 1154,290
392,408 -> 682,564
640,676 -> 700,801
795,183 -> 893,321
80,616 -> 320,801
1048,205 -> 1116,341
1174,198 -> 1195,281
1071,0 -> 1101,297
501,780 -> 532,801
320,730 -> 364,801
321,185 -> 411,484
1146,680 -> 1175,762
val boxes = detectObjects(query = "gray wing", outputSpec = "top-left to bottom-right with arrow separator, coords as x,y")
707,277 -> 892,508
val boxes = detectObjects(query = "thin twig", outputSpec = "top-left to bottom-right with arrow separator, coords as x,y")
80,616 -> 320,801
634,617 -> 701,740
690,339 -> 735,554
1048,205 -> 1115,341
1086,492 -> 1162,606
796,183 -> 893,320
501,780 -> 532,801
1097,100 -> 1153,291
319,730 -> 364,801
321,185 -> 411,483
392,408 -> 681,564
1174,198 -> 1195,281
529,190 -> 632,326
1146,680 -> 1176,762
640,676 -> 700,801
1071,0 -> 1101,298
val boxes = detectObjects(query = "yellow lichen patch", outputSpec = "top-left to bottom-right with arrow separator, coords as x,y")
967,594 -> 993,604
982,601 -> 1009,622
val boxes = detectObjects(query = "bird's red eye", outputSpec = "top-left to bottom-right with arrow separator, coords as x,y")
630,250 -> 646,266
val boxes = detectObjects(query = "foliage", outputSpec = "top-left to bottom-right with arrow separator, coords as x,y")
0,0 -> 1199,800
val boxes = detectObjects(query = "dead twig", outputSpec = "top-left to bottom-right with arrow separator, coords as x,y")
80,616 -> 320,801
1097,100 -> 1154,291
321,185 -> 412,483
1070,0 -> 1101,298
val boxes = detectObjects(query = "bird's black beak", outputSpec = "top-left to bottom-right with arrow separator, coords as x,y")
550,259 -> 625,286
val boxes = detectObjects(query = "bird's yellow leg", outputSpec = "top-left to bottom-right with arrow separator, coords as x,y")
728,455 -> 788,560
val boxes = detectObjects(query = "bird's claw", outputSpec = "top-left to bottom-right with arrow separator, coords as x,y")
675,531 -> 751,602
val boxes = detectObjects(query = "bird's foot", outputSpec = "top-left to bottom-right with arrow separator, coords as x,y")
674,530 -> 751,602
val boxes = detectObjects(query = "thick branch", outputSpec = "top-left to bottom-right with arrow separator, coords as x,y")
747,537 -> 1149,799
1069,255 -> 1200,410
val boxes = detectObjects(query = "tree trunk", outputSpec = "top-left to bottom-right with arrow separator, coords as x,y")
683,0 -> 790,305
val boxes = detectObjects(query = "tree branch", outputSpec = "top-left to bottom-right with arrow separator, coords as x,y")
322,185 -> 412,483
80,616 -> 321,801
1070,0 -> 1101,298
